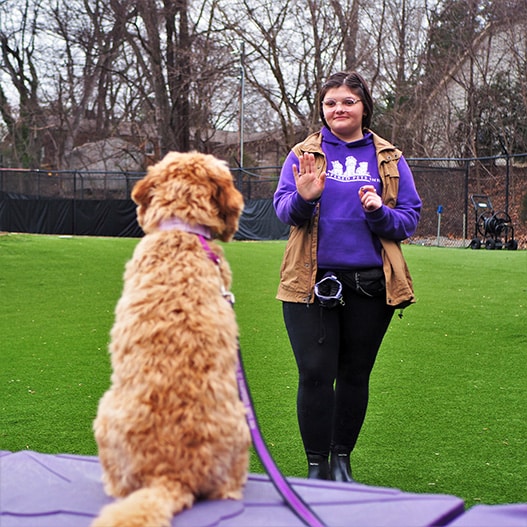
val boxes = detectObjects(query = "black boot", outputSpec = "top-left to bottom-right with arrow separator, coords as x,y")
306,454 -> 332,480
330,449 -> 355,483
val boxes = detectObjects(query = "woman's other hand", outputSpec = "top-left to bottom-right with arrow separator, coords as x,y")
359,185 -> 382,212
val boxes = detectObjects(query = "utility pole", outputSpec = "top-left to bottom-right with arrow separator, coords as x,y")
239,42 -> 245,169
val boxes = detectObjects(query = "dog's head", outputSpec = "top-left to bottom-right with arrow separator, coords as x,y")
132,152 -> 244,241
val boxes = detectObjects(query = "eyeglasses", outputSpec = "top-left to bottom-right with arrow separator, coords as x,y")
322,98 -> 361,108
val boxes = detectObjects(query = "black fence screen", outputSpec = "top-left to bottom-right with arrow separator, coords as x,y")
1,155 -> 526,246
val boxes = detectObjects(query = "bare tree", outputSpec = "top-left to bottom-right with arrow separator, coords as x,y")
45,0 -> 134,167
215,0 -> 366,151
361,0 -> 433,148
0,0 -> 46,166
2,0 -> 526,169
404,0 -> 527,158
109,0 -> 241,157
329,0 -> 360,71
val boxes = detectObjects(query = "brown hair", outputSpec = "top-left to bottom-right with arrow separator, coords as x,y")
318,71 -> 373,131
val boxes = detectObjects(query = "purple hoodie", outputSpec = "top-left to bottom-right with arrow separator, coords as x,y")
274,128 -> 421,270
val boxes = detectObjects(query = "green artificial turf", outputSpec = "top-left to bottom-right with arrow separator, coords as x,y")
0,233 -> 525,507
0,234 -> 137,454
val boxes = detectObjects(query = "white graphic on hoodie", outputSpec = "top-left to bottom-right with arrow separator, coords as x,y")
327,156 -> 371,182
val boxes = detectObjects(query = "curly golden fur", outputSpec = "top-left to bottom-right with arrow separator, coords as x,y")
91,152 -> 250,527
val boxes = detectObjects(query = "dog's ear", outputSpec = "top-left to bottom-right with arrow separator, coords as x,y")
131,175 -> 155,208
215,174 -> 244,242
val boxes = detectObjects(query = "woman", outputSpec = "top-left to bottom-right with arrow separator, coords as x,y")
273,71 -> 421,481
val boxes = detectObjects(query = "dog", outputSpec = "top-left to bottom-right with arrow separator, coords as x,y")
91,151 -> 250,527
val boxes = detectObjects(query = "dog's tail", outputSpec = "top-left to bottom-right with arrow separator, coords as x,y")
90,482 -> 194,527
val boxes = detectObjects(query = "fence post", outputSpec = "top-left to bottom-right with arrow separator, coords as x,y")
505,153 -> 510,216
498,136 -> 510,215
463,160 -> 470,240
436,205 -> 443,246
73,171 -> 77,235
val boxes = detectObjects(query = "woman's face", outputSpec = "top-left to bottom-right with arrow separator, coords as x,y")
321,85 -> 364,142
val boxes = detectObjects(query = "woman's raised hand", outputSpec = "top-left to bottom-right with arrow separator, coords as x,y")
292,153 -> 326,202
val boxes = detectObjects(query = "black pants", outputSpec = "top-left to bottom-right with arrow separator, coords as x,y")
283,287 -> 394,457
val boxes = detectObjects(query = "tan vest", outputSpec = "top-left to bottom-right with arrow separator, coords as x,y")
276,130 -> 415,309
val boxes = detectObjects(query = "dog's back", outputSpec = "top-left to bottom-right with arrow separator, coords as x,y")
91,152 -> 249,527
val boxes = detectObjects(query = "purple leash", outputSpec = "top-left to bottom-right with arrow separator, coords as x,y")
235,350 -> 327,527
198,235 -> 326,527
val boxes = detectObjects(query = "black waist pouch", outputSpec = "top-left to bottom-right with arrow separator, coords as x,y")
338,268 -> 386,298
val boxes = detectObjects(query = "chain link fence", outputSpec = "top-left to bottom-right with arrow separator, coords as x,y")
232,157 -> 527,249
0,169 -> 143,200
409,154 -> 527,249
1,155 -> 526,247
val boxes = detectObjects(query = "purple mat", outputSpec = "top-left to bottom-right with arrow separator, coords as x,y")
446,504 -> 527,527
0,450 -> 466,527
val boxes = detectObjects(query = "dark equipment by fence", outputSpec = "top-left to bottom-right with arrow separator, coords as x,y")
469,194 -> 517,250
